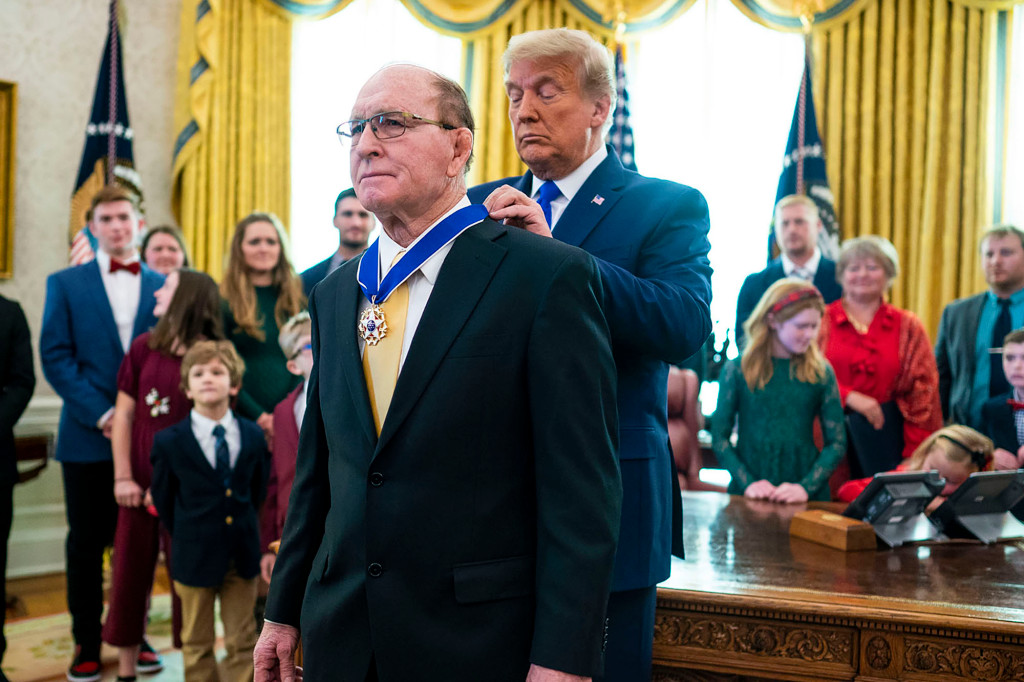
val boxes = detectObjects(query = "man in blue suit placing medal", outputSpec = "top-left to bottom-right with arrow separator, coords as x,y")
255,63 -> 622,682
470,28 -> 714,682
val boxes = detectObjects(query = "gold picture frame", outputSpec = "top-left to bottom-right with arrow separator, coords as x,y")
0,81 -> 15,278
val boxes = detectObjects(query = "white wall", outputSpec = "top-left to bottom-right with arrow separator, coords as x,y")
0,0 -> 181,576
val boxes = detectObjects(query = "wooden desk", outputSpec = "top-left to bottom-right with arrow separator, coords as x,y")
654,492 -> 1024,681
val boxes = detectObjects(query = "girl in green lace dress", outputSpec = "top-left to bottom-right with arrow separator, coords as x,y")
713,279 -> 846,502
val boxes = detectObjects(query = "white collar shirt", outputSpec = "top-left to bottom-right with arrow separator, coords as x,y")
359,195 -> 476,371
190,408 -> 242,470
293,380 -> 307,431
95,249 -> 142,353
529,145 -> 608,230
781,249 -> 822,282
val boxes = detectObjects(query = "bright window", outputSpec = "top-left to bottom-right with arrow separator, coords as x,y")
627,0 -> 805,352
290,0 -> 461,272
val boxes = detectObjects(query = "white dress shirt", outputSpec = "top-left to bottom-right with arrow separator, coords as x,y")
293,380 -> 307,431
529,144 -> 608,229
781,249 -> 822,282
94,249 -> 142,353
190,409 -> 242,470
359,195 -> 480,371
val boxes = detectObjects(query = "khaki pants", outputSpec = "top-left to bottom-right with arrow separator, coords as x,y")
174,568 -> 257,682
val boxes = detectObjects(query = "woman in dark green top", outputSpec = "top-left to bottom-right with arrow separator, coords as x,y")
712,279 -> 846,502
221,212 -> 306,445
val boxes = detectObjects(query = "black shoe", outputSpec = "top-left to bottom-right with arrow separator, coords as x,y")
135,640 -> 163,674
66,646 -> 101,682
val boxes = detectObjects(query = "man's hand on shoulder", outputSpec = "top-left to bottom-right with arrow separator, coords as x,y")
483,185 -> 552,238
254,620 -> 301,682
526,664 -> 590,682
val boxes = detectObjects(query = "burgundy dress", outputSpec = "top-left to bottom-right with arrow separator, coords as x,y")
102,332 -> 187,647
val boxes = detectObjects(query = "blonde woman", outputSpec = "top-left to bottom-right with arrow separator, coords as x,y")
221,212 -> 305,445
712,279 -> 846,502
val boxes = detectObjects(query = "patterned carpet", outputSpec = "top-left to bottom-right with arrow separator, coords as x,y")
3,595 -> 183,682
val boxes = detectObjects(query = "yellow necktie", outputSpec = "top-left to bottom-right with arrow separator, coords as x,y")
362,252 -> 409,435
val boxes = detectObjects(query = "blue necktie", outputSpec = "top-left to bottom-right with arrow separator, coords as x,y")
536,180 -> 561,228
212,424 -> 231,487
991,299 -> 1013,397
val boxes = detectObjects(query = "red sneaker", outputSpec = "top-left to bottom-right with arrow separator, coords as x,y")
66,646 -> 101,682
136,640 -> 164,674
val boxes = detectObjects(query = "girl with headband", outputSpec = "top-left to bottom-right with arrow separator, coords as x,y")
712,278 -> 846,503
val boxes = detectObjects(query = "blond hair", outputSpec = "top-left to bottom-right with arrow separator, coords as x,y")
905,425 -> 993,473
278,311 -> 312,358
741,278 -> 827,391
836,235 -> 900,286
774,194 -> 819,221
221,212 -> 306,340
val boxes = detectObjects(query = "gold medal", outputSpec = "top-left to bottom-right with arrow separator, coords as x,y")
358,304 -> 388,345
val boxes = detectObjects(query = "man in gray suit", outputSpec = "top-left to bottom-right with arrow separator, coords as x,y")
936,224 -> 1024,428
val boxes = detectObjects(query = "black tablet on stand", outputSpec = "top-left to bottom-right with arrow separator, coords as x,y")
929,470 -> 1024,544
842,471 -> 946,547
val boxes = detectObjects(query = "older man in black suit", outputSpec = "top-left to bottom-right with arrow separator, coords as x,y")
254,64 -> 621,682
735,194 -> 842,348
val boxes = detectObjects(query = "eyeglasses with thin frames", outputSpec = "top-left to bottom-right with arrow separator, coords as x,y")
337,111 -> 456,145
290,342 -> 312,360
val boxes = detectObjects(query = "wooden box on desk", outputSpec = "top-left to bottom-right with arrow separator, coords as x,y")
789,509 -> 876,551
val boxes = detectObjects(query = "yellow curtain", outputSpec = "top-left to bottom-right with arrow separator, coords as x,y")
172,0 -> 292,280
809,0 -> 1005,336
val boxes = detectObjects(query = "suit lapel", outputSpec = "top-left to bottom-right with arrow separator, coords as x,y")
962,294 -> 987,375
550,147 -> 625,248
374,221 -> 508,455
133,268 -> 162,339
83,261 -> 122,349
334,261 -> 377,447
178,421 -> 221,484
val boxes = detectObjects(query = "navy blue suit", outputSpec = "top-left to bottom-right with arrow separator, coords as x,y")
300,257 -> 333,299
150,416 -> 269,587
40,260 -> 162,463
470,146 -> 713,679
735,257 -> 842,349
39,258 -> 162,653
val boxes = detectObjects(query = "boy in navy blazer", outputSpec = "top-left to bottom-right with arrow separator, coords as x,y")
150,341 -> 269,682
40,185 -> 163,681
981,330 -> 1024,519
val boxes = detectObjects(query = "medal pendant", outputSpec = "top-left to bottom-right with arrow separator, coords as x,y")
359,304 -> 388,345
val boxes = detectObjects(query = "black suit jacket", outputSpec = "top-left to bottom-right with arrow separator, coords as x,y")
264,218 -> 621,681
982,391 -> 1019,453
300,256 -> 333,299
0,295 -> 35,487
935,292 -> 987,426
150,415 -> 269,587
735,257 -> 842,348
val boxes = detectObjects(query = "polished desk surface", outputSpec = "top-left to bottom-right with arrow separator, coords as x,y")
660,491 -> 1024,633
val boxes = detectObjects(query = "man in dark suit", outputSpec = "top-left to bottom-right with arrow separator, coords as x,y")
469,28 -> 712,682
255,65 -> 621,682
936,225 -> 1024,428
0,293 -> 34,681
735,194 -> 842,349
39,185 -> 163,682
300,188 -> 374,297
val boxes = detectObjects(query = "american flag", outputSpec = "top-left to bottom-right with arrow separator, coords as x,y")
69,0 -> 143,266
607,44 -> 637,172
769,54 -> 838,263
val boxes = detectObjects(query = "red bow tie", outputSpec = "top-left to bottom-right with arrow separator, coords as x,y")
109,260 -> 140,275
1007,399 -> 1024,411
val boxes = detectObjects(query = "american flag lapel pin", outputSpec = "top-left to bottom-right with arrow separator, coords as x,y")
592,194 -> 604,205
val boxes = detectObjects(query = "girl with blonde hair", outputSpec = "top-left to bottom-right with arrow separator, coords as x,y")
712,279 -> 846,502
837,425 -> 993,504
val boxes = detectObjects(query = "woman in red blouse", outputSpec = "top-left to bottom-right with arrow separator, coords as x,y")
819,236 -> 943,492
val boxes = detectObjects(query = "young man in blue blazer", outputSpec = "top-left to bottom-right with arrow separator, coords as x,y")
470,29 -> 713,682
734,194 -> 843,349
39,185 -> 163,681
151,340 -> 269,682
